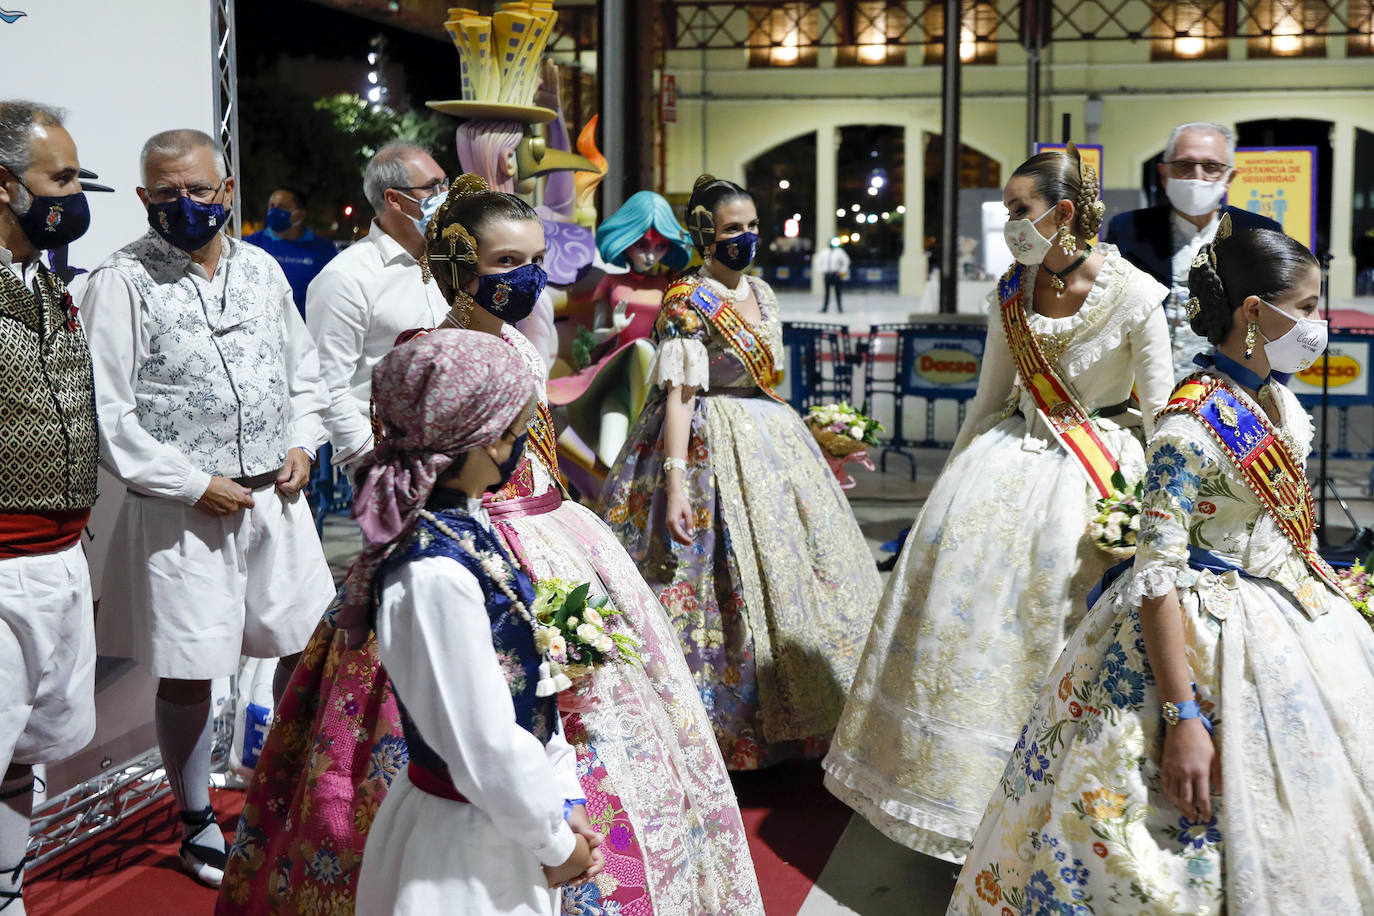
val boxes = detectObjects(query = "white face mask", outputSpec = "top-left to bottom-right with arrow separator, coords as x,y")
1003,206 -> 1057,266
1258,298 -> 1327,373
399,190 -> 444,235
1165,177 -> 1229,218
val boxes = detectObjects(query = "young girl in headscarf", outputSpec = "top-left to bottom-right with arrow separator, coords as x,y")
344,329 -> 595,914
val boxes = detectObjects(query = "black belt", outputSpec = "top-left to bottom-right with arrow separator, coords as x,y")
702,386 -> 768,398
233,470 -> 279,489
1092,400 -> 1133,420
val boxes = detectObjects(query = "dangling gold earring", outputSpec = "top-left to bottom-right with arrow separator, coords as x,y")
1057,225 -> 1077,255
1245,322 -> 1257,359
442,296 -> 474,330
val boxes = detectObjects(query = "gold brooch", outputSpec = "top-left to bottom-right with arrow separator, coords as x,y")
1216,400 -> 1239,431
1185,297 -> 1202,319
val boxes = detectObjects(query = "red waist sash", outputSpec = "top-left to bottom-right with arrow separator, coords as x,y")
407,761 -> 470,804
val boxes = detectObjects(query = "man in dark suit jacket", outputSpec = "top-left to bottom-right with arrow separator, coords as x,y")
1106,122 -> 1281,378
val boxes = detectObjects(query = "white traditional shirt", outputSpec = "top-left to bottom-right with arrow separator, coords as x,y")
373,501 -> 582,864
305,221 -> 448,461
0,242 -> 41,291
1165,209 -> 1221,379
80,232 -> 328,504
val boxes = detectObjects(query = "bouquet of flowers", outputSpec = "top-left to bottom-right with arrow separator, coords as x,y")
1338,561 -> 1372,630
806,402 -> 883,458
530,578 -> 641,695
1088,472 -> 1144,559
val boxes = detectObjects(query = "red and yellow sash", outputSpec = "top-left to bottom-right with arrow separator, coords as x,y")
1162,374 -> 1344,595
529,402 -> 562,481
668,278 -> 786,404
999,265 -> 1121,499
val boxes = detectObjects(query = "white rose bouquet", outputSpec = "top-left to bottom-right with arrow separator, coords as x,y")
806,402 -> 883,458
1088,472 -> 1145,559
530,578 -> 641,693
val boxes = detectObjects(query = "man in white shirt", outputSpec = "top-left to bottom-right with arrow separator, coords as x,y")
1105,121 -> 1280,378
813,239 -> 851,313
79,129 -> 335,888
0,99 -> 100,916
306,141 -> 450,466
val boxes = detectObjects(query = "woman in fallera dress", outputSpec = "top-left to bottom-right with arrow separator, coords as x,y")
949,221 -> 1374,915
823,145 -> 1175,861
599,174 -> 882,770
219,176 -> 762,916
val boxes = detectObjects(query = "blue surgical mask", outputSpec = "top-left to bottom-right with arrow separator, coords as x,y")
147,196 -> 229,252
264,207 -> 295,233
399,191 -> 443,235
712,231 -> 757,271
475,263 -> 548,324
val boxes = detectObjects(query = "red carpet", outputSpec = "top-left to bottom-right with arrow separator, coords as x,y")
27,764 -> 848,915
27,789 -> 242,916
733,760 -> 853,916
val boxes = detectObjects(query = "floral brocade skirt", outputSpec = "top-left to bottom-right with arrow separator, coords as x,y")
601,393 -> 881,770
218,514 -> 763,915
823,416 -> 1133,862
948,564 -> 1374,915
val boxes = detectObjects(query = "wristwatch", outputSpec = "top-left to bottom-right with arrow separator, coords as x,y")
1161,699 -> 1201,726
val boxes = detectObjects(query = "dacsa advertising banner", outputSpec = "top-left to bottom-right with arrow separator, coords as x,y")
1288,336 -> 1372,408
1228,147 -> 1318,251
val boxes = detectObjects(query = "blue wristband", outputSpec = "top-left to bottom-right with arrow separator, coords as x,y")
1168,699 -> 1214,734
563,798 -> 587,821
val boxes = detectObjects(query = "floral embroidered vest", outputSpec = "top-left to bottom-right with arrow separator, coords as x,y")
0,264 -> 98,511
383,511 -> 555,760
100,232 -> 292,478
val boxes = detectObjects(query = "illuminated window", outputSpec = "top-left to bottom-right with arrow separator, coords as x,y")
1150,2 -> 1228,60
1351,0 -> 1374,56
1246,0 -> 1327,57
747,3 -> 820,68
923,1 -> 999,65
838,1 -> 908,67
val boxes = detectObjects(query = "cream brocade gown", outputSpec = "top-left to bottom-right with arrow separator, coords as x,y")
948,375 -> 1374,914
823,247 -> 1173,862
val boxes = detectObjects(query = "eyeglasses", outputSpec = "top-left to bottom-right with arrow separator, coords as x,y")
1163,159 -> 1231,180
146,178 -> 227,205
391,177 -> 450,198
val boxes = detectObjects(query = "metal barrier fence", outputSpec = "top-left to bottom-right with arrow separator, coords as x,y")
780,321 -> 861,412
860,319 -> 988,479
308,443 -> 355,534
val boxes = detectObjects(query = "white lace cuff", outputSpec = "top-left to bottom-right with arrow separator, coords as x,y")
649,338 -> 710,390
1124,564 -> 1183,606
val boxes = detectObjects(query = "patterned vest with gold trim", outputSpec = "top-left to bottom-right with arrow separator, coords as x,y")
0,263 -> 99,511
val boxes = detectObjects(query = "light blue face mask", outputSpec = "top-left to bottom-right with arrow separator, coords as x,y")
399,190 -> 444,235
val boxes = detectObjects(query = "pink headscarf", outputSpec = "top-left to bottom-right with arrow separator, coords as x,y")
336,329 -> 535,642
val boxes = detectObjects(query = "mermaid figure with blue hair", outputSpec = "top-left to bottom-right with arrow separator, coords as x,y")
548,191 -> 693,488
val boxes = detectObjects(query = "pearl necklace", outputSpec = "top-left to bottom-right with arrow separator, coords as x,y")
417,509 -> 533,623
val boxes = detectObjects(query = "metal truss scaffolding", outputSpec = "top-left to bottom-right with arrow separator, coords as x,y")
214,0 -> 243,237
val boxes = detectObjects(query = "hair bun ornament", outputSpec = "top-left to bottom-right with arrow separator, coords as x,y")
449,173 -> 490,200
1185,296 -> 1202,319
693,173 -> 719,194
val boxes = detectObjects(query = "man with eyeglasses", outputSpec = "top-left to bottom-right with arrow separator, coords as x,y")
78,128 -> 335,888
1106,121 -> 1280,378
304,140 -> 450,468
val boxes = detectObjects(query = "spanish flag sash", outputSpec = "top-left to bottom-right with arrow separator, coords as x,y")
1161,375 -> 1344,595
999,265 -> 1121,499
669,278 -> 786,404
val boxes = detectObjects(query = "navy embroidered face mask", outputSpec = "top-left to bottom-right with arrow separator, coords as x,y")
6,178 -> 91,250
475,263 -> 547,323
712,231 -> 757,271
147,196 -> 229,252
492,432 -> 527,491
